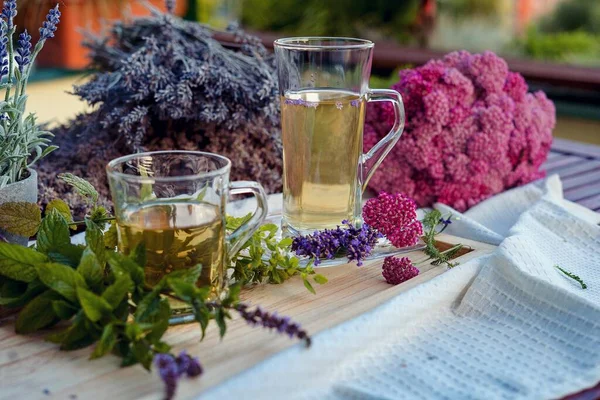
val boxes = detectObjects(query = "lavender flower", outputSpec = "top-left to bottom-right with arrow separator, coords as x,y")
343,221 -> 382,266
0,22 -> 8,81
235,303 -> 311,347
15,30 -> 31,73
39,4 -> 61,42
175,351 -> 203,377
154,353 -> 179,400
292,221 -> 381,266
1,0 -> 16,29
439,217 -> 452,227
166,0 -> 176,14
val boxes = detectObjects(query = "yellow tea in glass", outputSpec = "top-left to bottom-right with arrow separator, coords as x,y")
106,151 -> 268,300
281,89 -> 366,231
274,37 -> 405,236
117,201 -> 226,298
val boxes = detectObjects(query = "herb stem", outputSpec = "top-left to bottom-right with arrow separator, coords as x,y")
554,265 -> 587,289
5,27 -> 14,102
71,217 -> 116,226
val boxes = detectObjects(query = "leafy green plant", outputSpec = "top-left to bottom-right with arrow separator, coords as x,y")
0,1 -> 60,188
420,209 -> 464,269
227,214 -> 327,294
0,175 -> 311,398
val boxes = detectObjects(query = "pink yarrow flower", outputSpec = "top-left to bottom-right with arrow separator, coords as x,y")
364,50 -> 555,212
382,256 -> 420,285
363,192 -> 423,248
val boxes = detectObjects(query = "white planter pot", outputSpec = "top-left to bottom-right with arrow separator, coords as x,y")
0,169 -> 38,245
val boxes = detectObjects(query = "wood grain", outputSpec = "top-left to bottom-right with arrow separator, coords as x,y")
0,234 -> 495,400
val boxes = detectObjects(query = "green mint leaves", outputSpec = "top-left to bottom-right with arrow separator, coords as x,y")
421,210 -> 463,269
0,174 -> 314,381
226,215 -> 327,293
58,173 -> 99,205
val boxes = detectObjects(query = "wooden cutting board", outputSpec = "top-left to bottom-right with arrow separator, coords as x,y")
0,234 -> 495,400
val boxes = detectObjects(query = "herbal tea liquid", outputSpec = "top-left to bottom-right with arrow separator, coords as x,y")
117,201 -> 225,297
281,89 -> 366,234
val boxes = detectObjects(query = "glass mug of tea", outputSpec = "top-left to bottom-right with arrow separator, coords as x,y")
274,37 -> 405,236
106,151 -> 268,298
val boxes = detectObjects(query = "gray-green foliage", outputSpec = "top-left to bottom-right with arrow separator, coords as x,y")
0,10 -> 59,189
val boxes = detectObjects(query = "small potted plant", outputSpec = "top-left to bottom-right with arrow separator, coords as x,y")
0,0 -> 60,244
17,0 -> 188,70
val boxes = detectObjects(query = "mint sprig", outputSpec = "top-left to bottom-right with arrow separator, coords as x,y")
421,210 -> 464,269
226,215 -> 327,294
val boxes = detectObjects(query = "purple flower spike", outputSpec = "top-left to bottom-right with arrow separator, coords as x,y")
235,303 -> 311,347
0,23 -> 8,81
154,353 -> 180,400
175,351 -> 203,377
2,0 -> 17,30
292,221 -> 381,266
39,4 -> 61,42
166,0 -> 176,14
16,30 -> 32,73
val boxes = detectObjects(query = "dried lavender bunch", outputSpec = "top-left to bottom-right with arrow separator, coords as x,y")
75,8 -> 279,150
43,2 -> 283,211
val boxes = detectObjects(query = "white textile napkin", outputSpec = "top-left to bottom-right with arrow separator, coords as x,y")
200,175 -> 600,400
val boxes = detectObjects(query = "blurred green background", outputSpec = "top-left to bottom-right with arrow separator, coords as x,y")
193,0 -> 600,67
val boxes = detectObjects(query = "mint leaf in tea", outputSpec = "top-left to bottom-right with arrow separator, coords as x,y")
117,202 -> 225,297
281,89 -> 366,233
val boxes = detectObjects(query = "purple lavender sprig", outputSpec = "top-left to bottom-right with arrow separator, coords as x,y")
155,354 -> 179,400
1,0 -> 17,30
343,220 -> 382,266
15,30 -> 31,73
292,221 -> 382,266
154,351 -> 204,400
235,303 -> 312,347
0,22 -> 8,81
166,0 -> 176,14
39,4 -> 61,42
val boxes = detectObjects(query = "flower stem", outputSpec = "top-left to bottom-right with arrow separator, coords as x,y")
4,26 -> 16,102
70,217 -> 116,226
554,265 -> 587,289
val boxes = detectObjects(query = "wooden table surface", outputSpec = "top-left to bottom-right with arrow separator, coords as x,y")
0,235 -> 494,400
544,138 -> 600,213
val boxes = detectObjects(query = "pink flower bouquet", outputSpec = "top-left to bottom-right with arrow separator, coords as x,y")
365,51 -> 555,211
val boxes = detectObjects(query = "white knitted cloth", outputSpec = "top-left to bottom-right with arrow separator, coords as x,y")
201,175 -> 600,400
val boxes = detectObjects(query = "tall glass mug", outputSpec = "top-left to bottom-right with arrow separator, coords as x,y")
274,37 -> 405,236
106,151 -> 268,299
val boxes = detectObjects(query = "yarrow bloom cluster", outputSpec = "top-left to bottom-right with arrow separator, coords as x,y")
291,221 -> 382,266
365,51 -> 555,211
235,303 -> 311,346
154,351 -> 203,400
382,256 -> 420,285
363,192 -> 423,248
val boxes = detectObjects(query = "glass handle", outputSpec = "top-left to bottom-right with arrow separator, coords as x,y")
361,89 -> 405,192
226,181 -> 269,259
